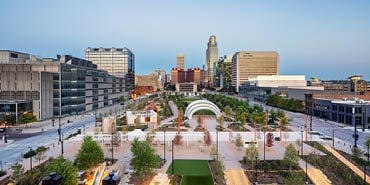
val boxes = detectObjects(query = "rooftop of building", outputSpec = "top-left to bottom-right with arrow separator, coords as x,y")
313,94 -> 370,102
85,47 -> 131,52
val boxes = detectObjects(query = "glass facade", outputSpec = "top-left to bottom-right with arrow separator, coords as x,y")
85,47 -> 135,91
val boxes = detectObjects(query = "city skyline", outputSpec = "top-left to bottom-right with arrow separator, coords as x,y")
1,0 -> 370,80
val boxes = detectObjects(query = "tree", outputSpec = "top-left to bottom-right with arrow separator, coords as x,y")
284,172 -> 304,185
235,133 -> 243,149
351,147 -> 363,159
173,133 -> 183,146
365,136 -> 370,162
197,113 -> 203,130
75,136 -> 104,171
217,114 -> 225,131
244,141 -> 259,165
48,157 -> 78,185
204,130 -> 212,147
10,163 -> 24,184
18,113 -> 38,125
283,143 -> 299,172
224,106 -> 233,121
35,146 -> 48,164
130,138 -> 159,181
120,96 -> 126,102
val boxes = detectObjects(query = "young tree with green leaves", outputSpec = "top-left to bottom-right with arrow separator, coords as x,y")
10,163 -> 24,184
130,137 -> 159,181
48,157 -> 78,185
244,141 -> 259,165
365,136 -> 370,162
235,133 -> 243,149
283,143 -> 299,172
75,136 -> 104,171
18,113 -> 38,126
217,114 -> 225,131
35,146 -> 48,164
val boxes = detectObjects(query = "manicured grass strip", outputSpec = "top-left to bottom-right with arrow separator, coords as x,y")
167,159 -> 211,176
181,175 -> 213,185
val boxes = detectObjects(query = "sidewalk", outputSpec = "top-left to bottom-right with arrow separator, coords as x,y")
298,159 -> 331,185
324,145 -> 370,184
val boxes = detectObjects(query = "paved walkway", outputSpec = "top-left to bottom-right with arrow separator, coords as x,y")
324,145 -> 370,184
298,159 -> 331,185
225,170 -> 251,185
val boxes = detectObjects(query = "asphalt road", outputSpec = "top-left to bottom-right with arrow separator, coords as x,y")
0,116 -> 95,170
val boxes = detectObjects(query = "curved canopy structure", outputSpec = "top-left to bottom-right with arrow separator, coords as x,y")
184,100 -> 221,119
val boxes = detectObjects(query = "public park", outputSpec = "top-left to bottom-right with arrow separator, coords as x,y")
1,92 -> 370,185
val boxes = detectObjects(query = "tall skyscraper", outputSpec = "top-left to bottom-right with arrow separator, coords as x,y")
206,35 -> 218,87
176,53 -> 185,70
232,51 -> 279,92
85,47 -> 135,91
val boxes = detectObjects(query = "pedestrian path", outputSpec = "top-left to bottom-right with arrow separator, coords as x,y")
225,169 -> 251,185
298,158 -> 331,185
324,145 -> 370,184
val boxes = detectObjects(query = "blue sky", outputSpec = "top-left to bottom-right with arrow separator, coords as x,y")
1,0 -> 370,80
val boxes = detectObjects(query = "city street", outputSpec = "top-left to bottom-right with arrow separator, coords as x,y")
0,116 -> 95,170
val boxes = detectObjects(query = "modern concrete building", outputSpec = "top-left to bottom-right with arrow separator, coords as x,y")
205,35 -> 218,87
0,50 -> 30,63
239,75 -> 324,103
85,47 -> 135,91
175,82 -> 197,94
214,55 -> 233,91
0,50 -> 125,122
126,110 -> 157,125
308,94 -> 370,128
231,51 -> 279,92
176,53 -> 185,70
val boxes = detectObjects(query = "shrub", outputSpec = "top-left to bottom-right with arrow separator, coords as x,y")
0,170 -> 6,177
23,149 -> 37,158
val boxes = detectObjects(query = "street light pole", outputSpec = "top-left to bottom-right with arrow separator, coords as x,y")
4,121 -> 7,143
255,156 -> 258,184
217,130 -> 219,160
111,124 -> 114,165
305,156 -> 308,184
164,128 -> 166,162
332,129 -> 335,148
301,130 -> 304,157
61,134 -> 64,158
172,140 -> 174,175
263,129 -> 266,161
58,116 -> 61,142
29,147 -> 32,173
52,118 -> 55,127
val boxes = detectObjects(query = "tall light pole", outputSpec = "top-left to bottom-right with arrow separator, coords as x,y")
305,156 -> 308,184
164,127 -> 166,162
263,128 -> 266,161
58,116 -> 61,142
353,114 -> 358,148
29,147 -> 32,173
61,134 -> 64,158
255,156 -> 258,184
216,130 -> 219,160
111,124 -> 114,165
4,121 -> 7,143
332,129 -> 335,148
301,129 -> 304,157
172,140 -> 174,175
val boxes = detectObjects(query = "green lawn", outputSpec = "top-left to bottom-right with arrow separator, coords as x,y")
167,160 -> 213,185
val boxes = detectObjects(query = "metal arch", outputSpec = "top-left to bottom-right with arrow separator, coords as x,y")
184,100 -> 221,119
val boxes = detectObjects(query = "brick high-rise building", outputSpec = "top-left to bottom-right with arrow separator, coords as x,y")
186,68 -> 201,86
171,68 -> 185,85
